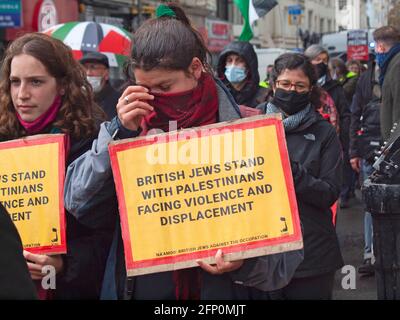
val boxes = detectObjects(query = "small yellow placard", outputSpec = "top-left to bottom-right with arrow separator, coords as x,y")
0,134 -> 66,254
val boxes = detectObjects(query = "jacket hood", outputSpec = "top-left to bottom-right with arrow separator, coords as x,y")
322,78 -> 340,92
217,41 -> 260,84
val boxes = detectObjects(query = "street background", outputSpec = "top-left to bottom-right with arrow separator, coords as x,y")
333,189 -> 377,299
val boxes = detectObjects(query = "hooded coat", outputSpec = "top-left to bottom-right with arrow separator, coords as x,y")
217,41 -> 270,108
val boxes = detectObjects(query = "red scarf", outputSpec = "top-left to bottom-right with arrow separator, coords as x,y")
16,96 -> 62,135
140,72 -> 218,300
141,72 -> 218,135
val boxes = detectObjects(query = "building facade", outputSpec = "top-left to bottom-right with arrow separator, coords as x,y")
248,0 -> 336,49
336,0 -> 368,31
367,0 -> 396,28
0,0 -> 79,56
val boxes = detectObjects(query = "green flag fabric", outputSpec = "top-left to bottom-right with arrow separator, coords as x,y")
234,0 -> 278,41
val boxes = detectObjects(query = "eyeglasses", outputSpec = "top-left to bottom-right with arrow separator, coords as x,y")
275,80 -> 310,93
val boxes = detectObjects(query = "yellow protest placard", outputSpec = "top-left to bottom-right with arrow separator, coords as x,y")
0,134 -> 66,254
109,115 -> 303,276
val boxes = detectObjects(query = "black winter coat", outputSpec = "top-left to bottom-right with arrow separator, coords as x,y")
54,135 -> 116,299
95,82 -> 120,120
257,105 -> 344,278
323,79 -> 351,152
0,203 -> 37,299
349,67 -> 380,160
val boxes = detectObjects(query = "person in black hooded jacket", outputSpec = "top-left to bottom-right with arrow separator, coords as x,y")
305,45 -> 353,208
257,52 -> 344,299
217,41 -> 270,108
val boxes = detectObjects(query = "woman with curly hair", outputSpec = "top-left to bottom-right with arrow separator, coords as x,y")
0,32 -> 115,299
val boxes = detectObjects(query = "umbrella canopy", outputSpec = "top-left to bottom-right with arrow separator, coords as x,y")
43,21 -> 132,68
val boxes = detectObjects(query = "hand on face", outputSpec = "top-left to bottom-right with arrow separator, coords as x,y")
117,86 -> 154,131
23,250 -> 63,280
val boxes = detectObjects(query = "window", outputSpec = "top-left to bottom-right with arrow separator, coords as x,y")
339,0 -> 347,10
217,0 -> 229,20
320,18 -> 324,33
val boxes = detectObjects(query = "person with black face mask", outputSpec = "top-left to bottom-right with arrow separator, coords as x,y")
305,45 -> 353,209
257,53 -> 344,300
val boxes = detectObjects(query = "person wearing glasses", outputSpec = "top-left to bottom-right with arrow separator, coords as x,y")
257,53 -> 344,299
80,52 -> 121,120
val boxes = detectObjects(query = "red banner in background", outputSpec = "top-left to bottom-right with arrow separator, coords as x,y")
204,18 -> 233,53
6,0 -> 78,41
347,30 -> 369,61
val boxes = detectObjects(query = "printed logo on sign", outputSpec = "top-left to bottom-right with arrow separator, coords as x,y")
38,0 -> 58,32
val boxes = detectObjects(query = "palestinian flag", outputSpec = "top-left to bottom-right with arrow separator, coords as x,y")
234,0 -> 278,41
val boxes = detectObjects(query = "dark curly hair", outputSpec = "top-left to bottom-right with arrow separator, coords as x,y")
0,33 -> 105,140
271,52 -> 322,109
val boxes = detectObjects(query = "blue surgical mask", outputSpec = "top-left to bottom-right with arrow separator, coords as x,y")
225,65 -> 247,84
376,52 -> 388,68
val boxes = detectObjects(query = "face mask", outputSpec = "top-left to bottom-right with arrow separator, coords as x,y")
271,88 -> 310,115
315,62 -> 328,79
375,52 -> 388,68
87,76 -> 103,93
225,65 -> 247,84
151,88 -> 195,112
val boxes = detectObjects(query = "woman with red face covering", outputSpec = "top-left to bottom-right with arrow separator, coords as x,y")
64,3 -> 303,300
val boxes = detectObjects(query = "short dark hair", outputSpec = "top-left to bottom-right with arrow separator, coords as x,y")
373,26 -> 400,46
271,53 -> 321,109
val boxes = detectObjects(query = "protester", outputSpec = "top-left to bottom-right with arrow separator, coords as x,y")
304,45 -> 352,209
330,57 -> 359,105
349,59 -> 382,276
80,52 -> 120,120
0,203 -> 37,299
329,57 -> 359,203
346,59 -> 362,76
64,3 -> 303,300
372,26 -> 400,140
0,33 -> 115,299
260,64 -> 274,88
217,41 -> 269,108
257,53 -> 344,299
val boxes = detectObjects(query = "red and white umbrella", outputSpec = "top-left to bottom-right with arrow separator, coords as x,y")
44,21 -> 132,68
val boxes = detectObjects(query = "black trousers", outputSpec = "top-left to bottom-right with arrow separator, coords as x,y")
278,271 -> 336,300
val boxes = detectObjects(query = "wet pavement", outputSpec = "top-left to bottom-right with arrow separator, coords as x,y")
332,190 -> 377,299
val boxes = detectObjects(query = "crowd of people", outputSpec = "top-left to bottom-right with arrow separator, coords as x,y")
1,2 -> 399,300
